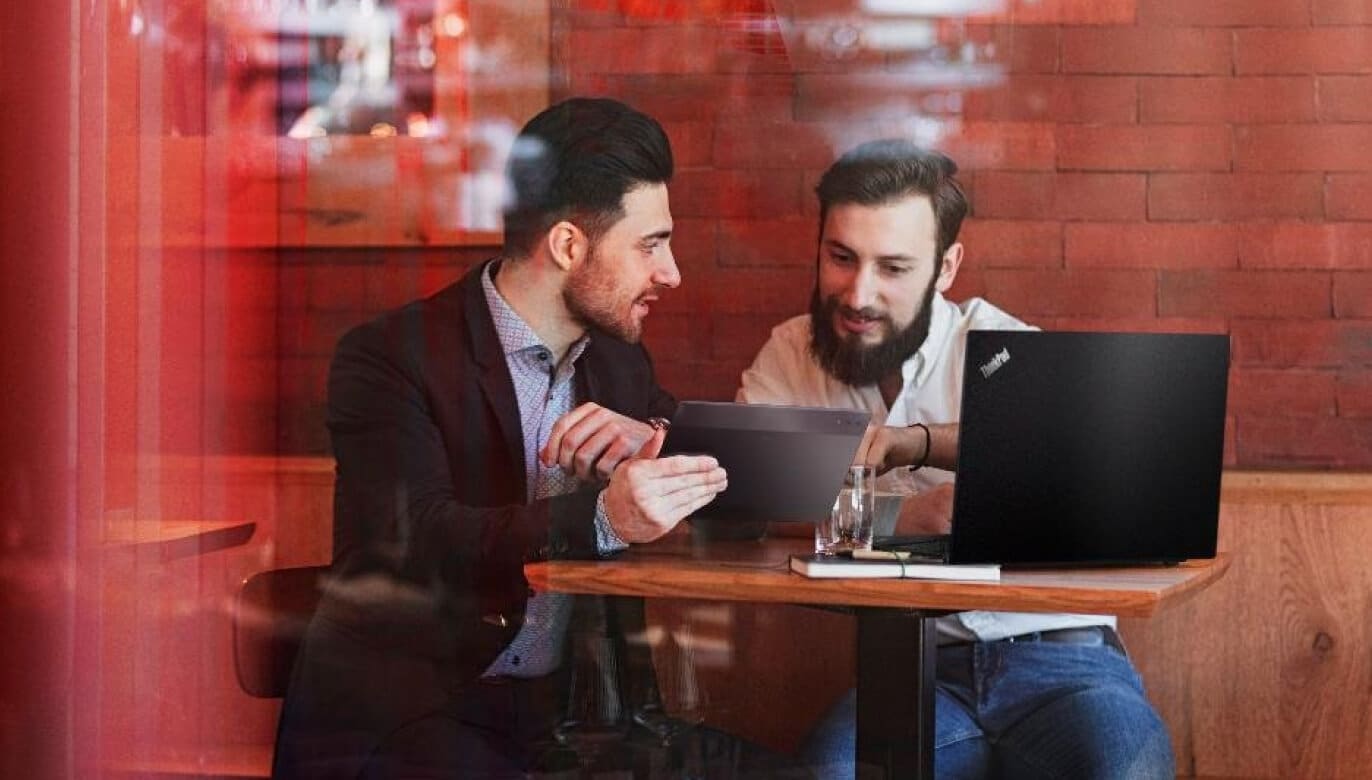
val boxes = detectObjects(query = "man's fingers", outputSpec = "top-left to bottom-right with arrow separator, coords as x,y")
633,426 -> 667,460
855,424 -> 879,466
541,403 -> 603,466
650,467 -> 728,498
637,452 -> 718,478
570,427 -> 618,480
662,488 -> 723,524
592,435 -> 639,481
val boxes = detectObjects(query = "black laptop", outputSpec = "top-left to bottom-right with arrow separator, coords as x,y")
884,330 -> 1230,566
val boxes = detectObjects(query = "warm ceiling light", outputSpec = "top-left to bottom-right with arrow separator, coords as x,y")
438,12 -> 468,38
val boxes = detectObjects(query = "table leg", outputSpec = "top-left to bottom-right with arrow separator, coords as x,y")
855,608 -> 938,779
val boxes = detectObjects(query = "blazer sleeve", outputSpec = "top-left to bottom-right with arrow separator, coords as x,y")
326,320 -> 600,623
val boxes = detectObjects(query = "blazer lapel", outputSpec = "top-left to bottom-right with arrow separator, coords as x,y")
462,260 -> 527,500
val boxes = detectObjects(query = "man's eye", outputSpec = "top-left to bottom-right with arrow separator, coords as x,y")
830,253 -> 855,265
881,264 -> 910,276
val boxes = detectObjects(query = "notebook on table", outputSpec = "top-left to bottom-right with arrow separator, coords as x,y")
872,330 -> 1230,567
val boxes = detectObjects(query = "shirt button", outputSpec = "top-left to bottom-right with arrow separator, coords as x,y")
536,349 -> 550,362
511,655 -> 521,666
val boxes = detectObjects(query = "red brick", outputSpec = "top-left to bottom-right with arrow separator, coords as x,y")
1140,77 -> 1316,123
717,217 -> 816,267
794,74 -> 966,123
1229,369 -> 1338,417
1137,0 -> 1310,26
974,172 -> 1147,220
969,0 -> 1135,24
1063,28 -> 1231,75
595,74 -> 794,123
1235,415 -> 1372,467
1065,223 -> 1240,269
1313,0 -> 1372,24
1058,124 -> 1231,171
710,313 -> 783,361
1334,272 -> 1372,317
936,122 -> 1057,171
685,267 -> 813,315
1235,28 -> 1372,74
667,217 -> 718,277
980,269 -> 1158,318
767,4 -> 892,74
672,169 -> 803,218
1159,270 -> 1331,318
712,121 -> 835,169
1238,222 -> 1372,269
1317,76 -> 1372,121
965,24 -> 1061,74
661,121 -> 713,168
655,359 -> 748,402
1235,125 -> 1372,171
1224,414 -> 1238,466
566,27 -> 722,74
947,267 -> 989,301
642,313 -> 714,363
1327,174 -> 1372,220
1337,371 -> 1372,416
562,0 -> 623,25
1148,173 -> 1324,220
1007,0 -> 1136,25
963,76 -> 1138,123
960,219 -> 1063,268
1231,319 -> 1372,367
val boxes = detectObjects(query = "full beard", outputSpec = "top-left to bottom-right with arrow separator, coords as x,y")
807,278 -> 937,387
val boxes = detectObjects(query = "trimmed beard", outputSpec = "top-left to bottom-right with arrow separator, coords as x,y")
807,275 -> 938,387
563,241 -> 646,343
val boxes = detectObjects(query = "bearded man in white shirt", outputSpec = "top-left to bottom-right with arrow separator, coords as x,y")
738,140 -> 1174,779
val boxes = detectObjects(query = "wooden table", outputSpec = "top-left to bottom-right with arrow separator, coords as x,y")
102,519 -> 257,561
527,530 -> 1230,779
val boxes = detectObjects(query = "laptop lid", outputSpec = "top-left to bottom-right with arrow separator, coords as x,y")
662,401 -> 870,522
948,331 -> 1230,565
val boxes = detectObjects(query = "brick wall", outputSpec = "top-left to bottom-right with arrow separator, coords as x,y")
273,0 -> 1372,469
536,0 -> 1372,468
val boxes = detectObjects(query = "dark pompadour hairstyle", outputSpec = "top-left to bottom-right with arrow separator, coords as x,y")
815,139 -> 969,259
502,97 -> 673,257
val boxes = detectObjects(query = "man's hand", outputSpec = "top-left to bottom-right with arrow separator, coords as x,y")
856,422 -> 958,473
894,483 -> 955,536
856,424 -> 927,474
602,428 -> 728,544
541,402 -> 657,482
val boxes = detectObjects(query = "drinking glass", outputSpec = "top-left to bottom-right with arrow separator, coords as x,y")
816,464 -> 876,554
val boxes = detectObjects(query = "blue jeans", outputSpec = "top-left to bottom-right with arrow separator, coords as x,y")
800,630 -> 1174,779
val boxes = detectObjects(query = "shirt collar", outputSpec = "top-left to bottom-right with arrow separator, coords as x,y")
898,290 -> 956,392
481,262 -> 590,363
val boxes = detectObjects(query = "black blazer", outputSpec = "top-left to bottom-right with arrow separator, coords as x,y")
274,260 -> 677,778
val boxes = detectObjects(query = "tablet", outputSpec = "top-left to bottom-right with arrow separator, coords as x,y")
660,401 -> 870,523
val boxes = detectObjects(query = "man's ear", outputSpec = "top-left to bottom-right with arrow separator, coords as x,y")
545,220 -> 588,273
934,242 -> 964,294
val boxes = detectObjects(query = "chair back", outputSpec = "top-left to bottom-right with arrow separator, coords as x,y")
233,565 -> 328,698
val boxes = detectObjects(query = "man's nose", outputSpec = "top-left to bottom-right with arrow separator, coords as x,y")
654,246 -> 681,289
842,264 -> 878,310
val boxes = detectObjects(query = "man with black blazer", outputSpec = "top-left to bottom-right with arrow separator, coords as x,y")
272,99 -> 783,778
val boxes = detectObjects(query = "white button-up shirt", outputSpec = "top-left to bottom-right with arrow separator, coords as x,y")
738,292 -> 1113,641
